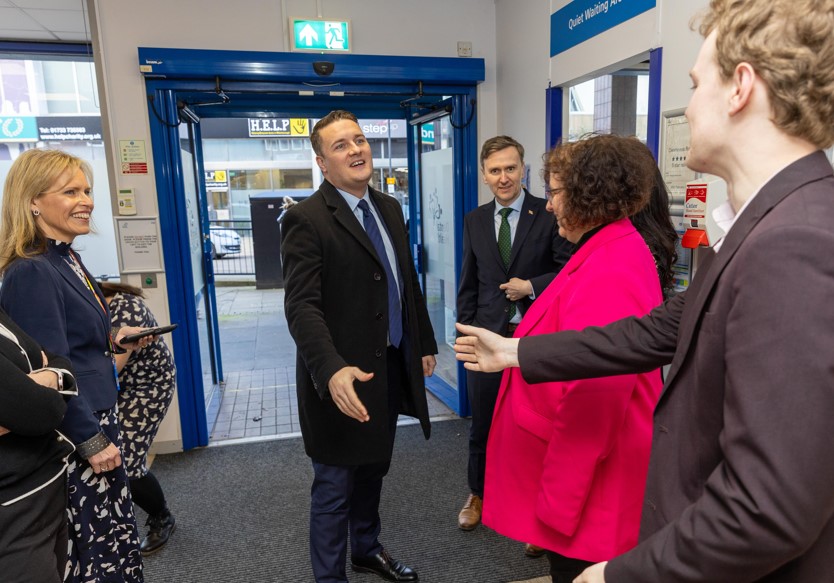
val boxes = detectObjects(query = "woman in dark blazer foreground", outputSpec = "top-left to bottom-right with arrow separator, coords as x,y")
0,308 -> 77,583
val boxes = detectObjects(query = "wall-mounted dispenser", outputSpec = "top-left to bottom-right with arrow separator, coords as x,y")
681,177 -> 728,248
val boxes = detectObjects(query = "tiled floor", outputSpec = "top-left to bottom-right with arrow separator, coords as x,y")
210,367 -> 298,440
209,285 -> 457,444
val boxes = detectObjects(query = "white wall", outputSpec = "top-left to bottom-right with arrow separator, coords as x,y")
659,2 -> 709,114
491,1 -> 709,200
494,1 -> 552,200
491,0 -> 709,193
87,0 -> 499,451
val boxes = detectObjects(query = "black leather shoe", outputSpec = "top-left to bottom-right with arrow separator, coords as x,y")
351,549 -> 418,581
140,509 -> 176,556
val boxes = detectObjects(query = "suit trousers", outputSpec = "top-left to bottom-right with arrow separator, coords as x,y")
310,346 -> 405,583
0,475 -> 68,583
466,369 -> 502,497
547,551 -> 595,583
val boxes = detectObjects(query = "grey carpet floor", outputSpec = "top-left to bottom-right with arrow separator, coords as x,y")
138,418 -> 550,582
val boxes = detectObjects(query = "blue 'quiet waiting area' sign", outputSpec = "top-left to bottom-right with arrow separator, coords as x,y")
550,0 -> 656,57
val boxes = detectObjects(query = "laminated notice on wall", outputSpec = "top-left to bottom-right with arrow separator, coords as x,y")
115,216 -> 163,272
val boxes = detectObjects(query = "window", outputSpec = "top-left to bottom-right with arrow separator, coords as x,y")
0,49 -> 117,277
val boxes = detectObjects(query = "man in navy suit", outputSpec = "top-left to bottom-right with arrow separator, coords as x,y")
282,110 -> 437,583
455,136 -> 571,552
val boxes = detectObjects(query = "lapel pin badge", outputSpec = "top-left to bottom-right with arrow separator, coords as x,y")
528,210 -> 534,215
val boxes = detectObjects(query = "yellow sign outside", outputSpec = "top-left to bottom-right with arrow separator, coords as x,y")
291,118 -> 309,136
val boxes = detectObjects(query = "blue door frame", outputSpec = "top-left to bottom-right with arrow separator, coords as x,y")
140,48 -> 484,448
546,47 -> 663,157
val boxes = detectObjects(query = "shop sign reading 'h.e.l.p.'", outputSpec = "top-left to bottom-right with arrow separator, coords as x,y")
550,0 -> 656,57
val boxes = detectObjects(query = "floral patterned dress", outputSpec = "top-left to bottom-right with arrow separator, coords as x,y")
108,293 -> 176,479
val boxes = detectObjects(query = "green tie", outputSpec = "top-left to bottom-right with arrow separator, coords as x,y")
498,207 -> 516,319
498,207 -> 513,267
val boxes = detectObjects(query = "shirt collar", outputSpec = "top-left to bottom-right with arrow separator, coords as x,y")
572,223 -> 606,253
337,186 -> 370,212
47,238 -> 72,256
494,189 -> 525,216
711,164 -> 787,251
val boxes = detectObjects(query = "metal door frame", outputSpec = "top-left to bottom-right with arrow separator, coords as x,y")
141,49 -> 484,448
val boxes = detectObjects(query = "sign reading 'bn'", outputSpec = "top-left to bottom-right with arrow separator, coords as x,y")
290,18 -> 351,53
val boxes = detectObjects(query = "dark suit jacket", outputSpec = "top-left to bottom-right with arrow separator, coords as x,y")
281,180 -> 437,466
517,151 -> 834,582
1,242 -> 116,447
0,308 -> 76,506
457,189 -> 572,336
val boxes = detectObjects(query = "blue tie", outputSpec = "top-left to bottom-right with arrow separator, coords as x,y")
357,199 -> 403,347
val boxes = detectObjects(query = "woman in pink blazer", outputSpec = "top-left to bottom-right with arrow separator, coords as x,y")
482,135 -> 669,583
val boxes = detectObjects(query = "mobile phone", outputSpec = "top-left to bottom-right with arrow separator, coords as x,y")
119,324 -> 178,345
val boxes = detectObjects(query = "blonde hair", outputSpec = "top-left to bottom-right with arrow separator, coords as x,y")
0,149 -> 93,272
694,0 -> 834,149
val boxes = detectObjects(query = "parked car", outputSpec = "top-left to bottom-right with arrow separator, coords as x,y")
209,228 -> 241,258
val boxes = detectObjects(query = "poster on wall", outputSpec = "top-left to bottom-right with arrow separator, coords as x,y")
115,217 -> 163,273
119,139 -> 148,174
661,109 -> 696,293
661,109 -> 696,208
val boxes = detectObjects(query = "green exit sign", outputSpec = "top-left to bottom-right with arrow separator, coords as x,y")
290,18 -> 351,53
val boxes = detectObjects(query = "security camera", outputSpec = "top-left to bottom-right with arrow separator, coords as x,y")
313,61 -> 335,76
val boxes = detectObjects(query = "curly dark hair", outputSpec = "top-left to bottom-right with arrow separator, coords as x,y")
542,134 -> 655,231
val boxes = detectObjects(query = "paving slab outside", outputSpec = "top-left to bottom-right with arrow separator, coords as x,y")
211,285 -> 457,443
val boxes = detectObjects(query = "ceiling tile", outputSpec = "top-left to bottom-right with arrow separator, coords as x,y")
24,8 -> 86,32
9,0 -> 83,9
52,30 -> 90,41
0,6 -> 43,29
0,27 -> 56,40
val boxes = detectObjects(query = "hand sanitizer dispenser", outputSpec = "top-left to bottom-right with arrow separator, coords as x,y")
681,177 -> 728,248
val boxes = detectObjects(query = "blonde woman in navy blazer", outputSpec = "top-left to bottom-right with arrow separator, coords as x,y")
0,149 -> 152,583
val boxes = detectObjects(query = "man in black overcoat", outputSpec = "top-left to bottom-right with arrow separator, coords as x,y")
281,110 -> 437,583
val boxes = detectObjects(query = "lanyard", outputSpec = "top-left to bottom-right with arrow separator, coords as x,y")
64,250 -> 123,390
64,250 -> 118,355
65,250 -> 108,315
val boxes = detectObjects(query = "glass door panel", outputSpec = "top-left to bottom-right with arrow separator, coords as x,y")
179,122 -> 222,416
417,116 -> 458,395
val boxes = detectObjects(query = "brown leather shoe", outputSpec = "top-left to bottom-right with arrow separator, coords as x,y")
524,543 -> 546,558
457,493 -> 482,531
